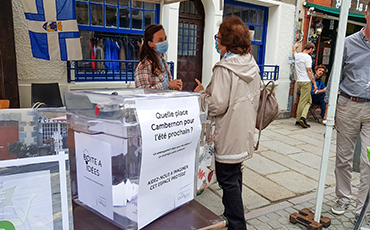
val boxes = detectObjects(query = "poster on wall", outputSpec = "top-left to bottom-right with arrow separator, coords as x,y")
323,47 -> 331,56
323,56 -> 330,65
75,132 -> 113,219
135,96 -> 201,229
0,170 -> 54,230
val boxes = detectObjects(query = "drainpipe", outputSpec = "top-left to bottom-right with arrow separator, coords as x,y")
287,0 -> 302,113
306,7 -> 314,43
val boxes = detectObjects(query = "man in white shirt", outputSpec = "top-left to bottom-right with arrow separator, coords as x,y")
293,42 -> 317,128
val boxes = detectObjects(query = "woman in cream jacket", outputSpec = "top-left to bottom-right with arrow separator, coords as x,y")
194,16 -> 260,230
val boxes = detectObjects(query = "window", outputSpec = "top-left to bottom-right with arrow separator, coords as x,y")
224,1 -> 268,65
71,0 -> 161,82
76,0 -> 160,34
178,22 -> 199,56
41,122 -> 67,145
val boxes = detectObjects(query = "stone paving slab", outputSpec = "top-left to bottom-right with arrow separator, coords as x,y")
267,171 -> 318,194
270,127 -> 299,135
266,133 -> 307,147
260,140 -> 303,155
289,133 -> 325,148
297,144 -> 336,158
259,134 -> 274,142
260,151 -> 336,185
287,133 -> 337,153
244,154 -> 289,175
289,152 -> 336,176
243,186 -> 271,210
243,168 -> 296,202
258,129 -> 283,139
194,185 -> 224,216
256,144 -> 270,152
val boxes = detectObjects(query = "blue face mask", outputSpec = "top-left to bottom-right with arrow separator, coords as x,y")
154,40 -> 169,54
215,40 -> 222,54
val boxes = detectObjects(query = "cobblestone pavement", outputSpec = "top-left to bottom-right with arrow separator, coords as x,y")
241,185 -> 359,230
195,117 -> 361,229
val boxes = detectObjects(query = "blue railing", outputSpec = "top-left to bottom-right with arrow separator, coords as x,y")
67,60 -> 174,83
259,65 -> 279,81
67,60 -> 277,82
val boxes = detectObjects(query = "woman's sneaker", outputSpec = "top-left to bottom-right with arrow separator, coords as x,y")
331,200 -> 349,215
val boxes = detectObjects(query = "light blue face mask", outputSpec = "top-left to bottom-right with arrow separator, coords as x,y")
154,40 -> 169,54
215,40 -> 222,54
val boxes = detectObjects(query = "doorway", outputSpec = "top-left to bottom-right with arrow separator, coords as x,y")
177,0 -> 205,91
0,121 -> 19,160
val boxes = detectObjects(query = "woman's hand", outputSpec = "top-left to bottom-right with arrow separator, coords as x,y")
194,79 -> 204,92
168,79 -> 183,90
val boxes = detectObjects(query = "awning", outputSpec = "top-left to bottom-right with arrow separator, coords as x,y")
304,2 -> 366,23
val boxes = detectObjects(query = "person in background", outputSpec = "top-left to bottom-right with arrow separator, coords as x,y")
311,64 -> 327,122
293,42 -> 317,128
325,2 -> 370,226
135,24 -> 182,90
194,16 -> 260,230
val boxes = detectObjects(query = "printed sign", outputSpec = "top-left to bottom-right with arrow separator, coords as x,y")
332,0 -> 368,13
323,47 -> 331,56
0,170 -> 54,230
135,96 -> 201,229
75,132 -> 113,219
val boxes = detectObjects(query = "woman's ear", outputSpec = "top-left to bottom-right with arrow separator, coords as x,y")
148,41 -> 156,50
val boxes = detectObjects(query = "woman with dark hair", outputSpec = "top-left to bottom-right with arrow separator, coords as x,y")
194,16 -> 260,230
135,24 -> 182,90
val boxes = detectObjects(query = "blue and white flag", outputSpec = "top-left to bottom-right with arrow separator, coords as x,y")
21,0 -> 82,61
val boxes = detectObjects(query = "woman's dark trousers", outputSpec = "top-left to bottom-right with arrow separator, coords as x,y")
216,161 -> 247,230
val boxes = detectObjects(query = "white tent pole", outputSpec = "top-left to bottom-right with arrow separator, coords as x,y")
160,0 -> 164,24
314,0 -> 350,222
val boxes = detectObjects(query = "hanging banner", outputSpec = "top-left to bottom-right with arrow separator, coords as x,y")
135,96 -> 201,229
20,0 -> 82,61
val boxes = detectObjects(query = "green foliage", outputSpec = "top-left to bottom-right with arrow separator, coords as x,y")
27,144 -> 39,156
8,141 -> 38,158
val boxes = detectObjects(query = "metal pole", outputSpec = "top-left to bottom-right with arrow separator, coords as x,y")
314,0 -> 350,222
307,13 -> 313,43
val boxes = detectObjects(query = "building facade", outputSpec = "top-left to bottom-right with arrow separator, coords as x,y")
11,0 -> 296,111
299,0 -> 366,84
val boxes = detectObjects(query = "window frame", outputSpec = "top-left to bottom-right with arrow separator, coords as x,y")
223,0 -> 268,65
75,0 -> 161,35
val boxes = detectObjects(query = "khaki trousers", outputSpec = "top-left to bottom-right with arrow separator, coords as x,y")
296,82 -> 312,121
335,95 -> 370,215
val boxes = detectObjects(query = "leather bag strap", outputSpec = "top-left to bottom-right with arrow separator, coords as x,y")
254,80 -> 275,150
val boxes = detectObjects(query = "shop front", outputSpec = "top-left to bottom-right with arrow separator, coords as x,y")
302,1 -> 366,84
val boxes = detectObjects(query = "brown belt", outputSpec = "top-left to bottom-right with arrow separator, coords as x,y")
340,91 -> 370,102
